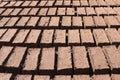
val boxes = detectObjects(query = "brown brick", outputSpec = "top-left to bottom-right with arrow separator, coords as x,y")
105,0 -> 116,6
64,0 -> 71,6
72,1 -> 80,6
57,8 -> 66,15
72,16 -> 82,27
21,1 -> 31,6
10,8 -> 22,15
46,1 -> 54,6
29,1 -> 38,6
5,2 -> 16,7
104,7 -> 117,15
23,48 -> 40,70
92,75 -> 111,80
54,30 -> 66,44
15,75 -> 32,80
38,1 -> 47,6
16,17 -> 30,26
105,28 -> 120,44
86,7 -> 96,15
54,76 -> 71,80
13,29 -> 29,43
0,2 -> 8,7
88,47 -> 109,73
38,8 -> 48,16
28,8 -> 39,15
89,0 -> 98,6
0,46 -> 13,65
55,1 -> 63,6
19,8 -> 31,15
34,75 -> 50,80
95,7 -> 107,15
73,75 -> 90,80
113,7 -> 120,15
1,9 -> 13,15
38,17 -> 50,26
115,16 -> 120,23
41,30 -> 54,44
13,1 -> 23,7
0,8 -> 5,15
62,16 -> 71,26
77,7 -> 86,15
49,17 -> 60,26
47,8 -> 57,15
0,17 -> 10,27
80,29 -> 94,45
0,73 -> 12,80
111,74 -> 120,80
25,30 -> 41,44
26,17 -> 39,27
97,0 -> 107,6
0,29 -> 7,38
68,30 -> 80,44
93,29 -> 109,45
0,29 -> 17,42
81,0 -> 89,6
39,48 -> 55,70
67,8 -> 75,15
6,47 -> 27,67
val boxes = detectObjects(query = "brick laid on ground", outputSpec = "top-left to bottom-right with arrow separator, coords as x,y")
16,17 -> 30,26
38,17 -> 50,26
0,17 -> 10,27
92,75 -> 111,80
47,8 -> 57,15
26,17 -> 39,27
34,75 -> 50,80
54,75 -> 71,80
49,17 -> 60,26
77,7 -> 86,15
6,47 -> 27,67
15,75 -> 32,80
57,8 -> 66,15
0,73 -> 12,80
10,8 -> 22,15
73,75 -> 90,80
95,7 -> 107,15
28,8 -> 39,15
62,16 -> 71,27
19,8 -> 31,15
2,9 -> 13,16
38,8 -> 48,15
0,29 -> 7,38
67,8 -> 75,15
86,7 -> 96,15
72,16 -> 82,27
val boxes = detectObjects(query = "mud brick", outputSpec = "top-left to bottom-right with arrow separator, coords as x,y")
0,73 -> 12,80
38,17 -> 50,26
16,17 -> 30,26
64,0 -> 71,6
21,1 -> 31,6
6,47 -> 27,67
104,16 -> 120,27
93,29 -> 109,45
67,8 -> 75,15
45,1 -> 54,6
15,75 -> 32,80
89,0 -> 98,6
39,48 -> 55,71
57,8 -> 66,15
57,47 -> 72,74
49,17 -> 60,26
103,46 -> 120,70
62,16 -> 71,26
13,1 -> 23,7
105,28 -> 120,44
5,2 -> 16,7
0,29 -> 17,42
2,9 -> 13,15
93,16 -> 107,27
92,75 -> 111,80
38,1 -> 47,6
81,0 -> 89,6
0,17 -> 10,27
68,30 -> 80,44
88,47 -> 109,73
23,48 -> 40,70
73,75 -> 90,80
29,1 -> 38,6
26,17 -> 39,27
55,1 -> 63,6
47,8 -> 57,15
97,0 -> 107,6
86,7 -> 96,15
28,8 -> 39,15
104,7 -> 117,15
105,0 -> 116,6
72,16 -> 82,27
19,8 -> 31,15
95,7 -> 107,15
0,8 -> 5,14
54,76 -> 71,80
34,75 -> 50,80
77,7 -> 86,15
83,16 -> 95,28
73,46 -> 89,73
5,17 -> 19,27
0,29 -> 7,38
38,8 -> 48,16
0,46 -> 13,65
72,1 -> 80,6
13,29 -> 29,43
0,2 -> 8,7
10,8 -> 22,15
25,30 -> 41,44
80,29 -> 94,45
54,30 -> 66,44
111,74 -> 120,80
41,30 -> 54,44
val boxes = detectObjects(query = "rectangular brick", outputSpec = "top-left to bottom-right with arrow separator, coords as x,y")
38,17 -> 50,26
38,8 -> 48,16
92,75 -> 111,80
97,0 -> 107,6
41,30 -> 54,44
0,29 -> 17,42
0,29 -> 7,38
16,17 -> 30,26
28,8 -> 39,15
73,46 -> 89,73
47,8 -> 57,15
0,73 -> 12,80
15,75 -> 32,80
57,47 -> 72,73
0,17 -> 10,27
68,30 -> 80,44
2,9 -> 13,15
0,8 -> 5,15
81,1 -> 89,6
104,7 -> 117,15
105,28 -> 120,44
83,16 -> 95,28
67,8 -> 75,15
113,7 -> 120,15
93,29 -> 109,45
93,16 -> 106,27
13,29 -> 29,43
13,1 -> 23,7
29,1 -> 38,6
72,1 -> 80,6
19,8 -> 31,15
49,17 -> 60,26
45,1 -> 54,6
55,1 -> 63,6
95,7 -> 107,15
38,1 -> 47,6
54,30 -> 66,44
86,7 -> 96,15
23,48 -> 40,70
105,0 -> 116,6
21,1 -> 31,6
25,30 -> 41,44
54,76 -> 71,80
0,2 -> 8,7
10,8 -> 22,15
6,47 -> 27,67
34,75 -> 50,80
77,7 -> 86,15
88,47 -> 109,73
26,17 -> 39,27
39,48 -> 55,71
103,46 -> 120,70
5,2 -> 16,7
57,8 -> 66,15
62,16 -> 71,26
72,16 -> 82,27
80,29 -> 94,45
89,0 -> 98,6
5,17 -> 19,27
64,0 -> 71,6
73,75 -> 90,80
0,46 -> 13,65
